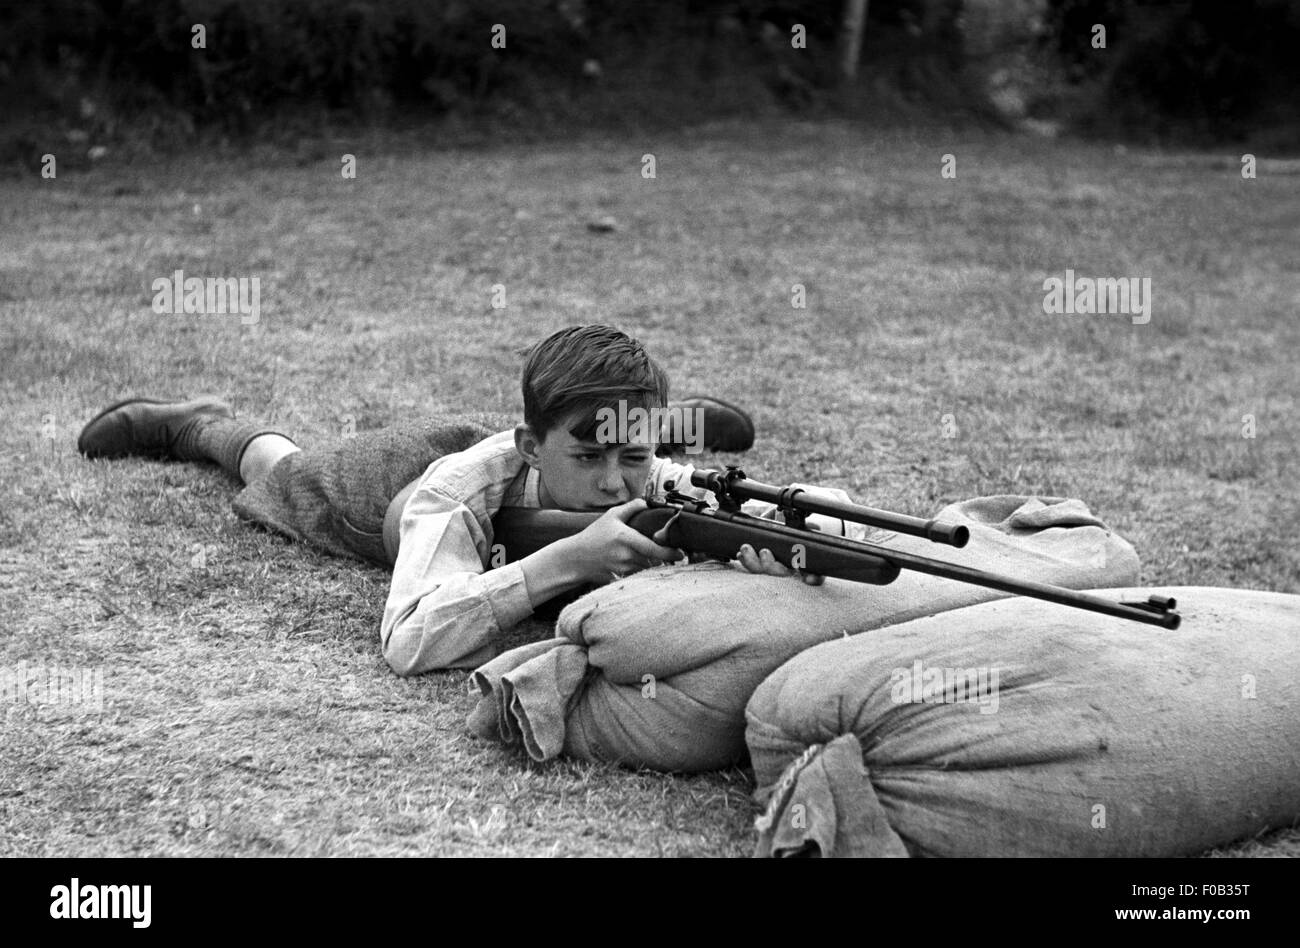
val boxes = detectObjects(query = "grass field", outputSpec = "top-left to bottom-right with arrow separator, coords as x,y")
2,119 -> 1297,857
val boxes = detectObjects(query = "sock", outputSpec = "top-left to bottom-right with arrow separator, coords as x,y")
173,416 -> 296,478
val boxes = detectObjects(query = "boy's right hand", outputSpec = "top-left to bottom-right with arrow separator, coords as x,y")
565,498 -> 684,583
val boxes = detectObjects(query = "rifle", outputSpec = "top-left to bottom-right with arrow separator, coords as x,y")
490,466 -> 1181,629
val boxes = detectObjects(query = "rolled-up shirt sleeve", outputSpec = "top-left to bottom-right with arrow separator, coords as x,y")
380,486 -> 535,675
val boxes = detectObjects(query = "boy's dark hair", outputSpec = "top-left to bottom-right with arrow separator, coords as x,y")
522,325 -> 670,443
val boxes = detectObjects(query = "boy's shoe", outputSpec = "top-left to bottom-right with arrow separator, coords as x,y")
660,396 -> 756,455
77,396 -> 234,460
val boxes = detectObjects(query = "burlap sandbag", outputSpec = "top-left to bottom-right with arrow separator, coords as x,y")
469,495 -> 1140,772
746,586 -> 1300,857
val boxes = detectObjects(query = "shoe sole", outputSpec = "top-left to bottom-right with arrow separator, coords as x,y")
676,394 -> 755,451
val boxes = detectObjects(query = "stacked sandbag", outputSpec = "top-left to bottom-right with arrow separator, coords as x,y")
469,495 -> 1140,772
746,586 -> 1300,857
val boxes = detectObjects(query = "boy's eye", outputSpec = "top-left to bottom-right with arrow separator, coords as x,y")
573,451 -> 648,464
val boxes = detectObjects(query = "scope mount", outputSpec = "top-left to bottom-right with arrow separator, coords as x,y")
710,465 -> 746,513
703,466 -> 813,528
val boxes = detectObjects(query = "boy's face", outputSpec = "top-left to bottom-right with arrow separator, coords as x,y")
516,414 -> 657,511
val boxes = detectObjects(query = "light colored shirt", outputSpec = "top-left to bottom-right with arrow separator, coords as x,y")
380,430 -> 868,674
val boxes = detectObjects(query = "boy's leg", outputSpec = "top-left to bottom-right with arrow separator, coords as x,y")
239,434 -> 301,485
230,416 -> 499,566
77,397 -> 497,567
77,396 -> 292,479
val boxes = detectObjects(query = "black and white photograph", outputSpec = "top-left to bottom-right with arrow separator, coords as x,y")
2,0 -> 1297,898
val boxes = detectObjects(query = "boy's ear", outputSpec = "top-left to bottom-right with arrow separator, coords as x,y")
514,423 -> 544,470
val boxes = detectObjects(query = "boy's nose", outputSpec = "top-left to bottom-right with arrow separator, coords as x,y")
599,464 -> 625,494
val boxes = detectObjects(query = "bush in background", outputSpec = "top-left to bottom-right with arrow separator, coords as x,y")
1,0 -> 1296,162
1039,0 -> 1300,146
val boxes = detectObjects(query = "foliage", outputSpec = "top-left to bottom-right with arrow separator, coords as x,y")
0,0 -> 1295,149
1041,0 -> 1300,142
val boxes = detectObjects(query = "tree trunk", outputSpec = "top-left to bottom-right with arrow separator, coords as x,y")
838,0 -> 870,83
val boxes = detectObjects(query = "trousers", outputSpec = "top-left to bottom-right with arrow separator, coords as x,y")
230,414 -> 509,567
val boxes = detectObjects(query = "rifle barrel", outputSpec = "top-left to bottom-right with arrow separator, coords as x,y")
850,535 -> 1181,629
687,507 -> 1179,629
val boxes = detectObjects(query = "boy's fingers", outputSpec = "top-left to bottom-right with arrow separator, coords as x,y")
739,544 -> 790,576
626,530 -> 682,564
610,498 -> 648,523
607,504 -> 677,560
738,545 -> 823,583
756,547 -> 794,576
